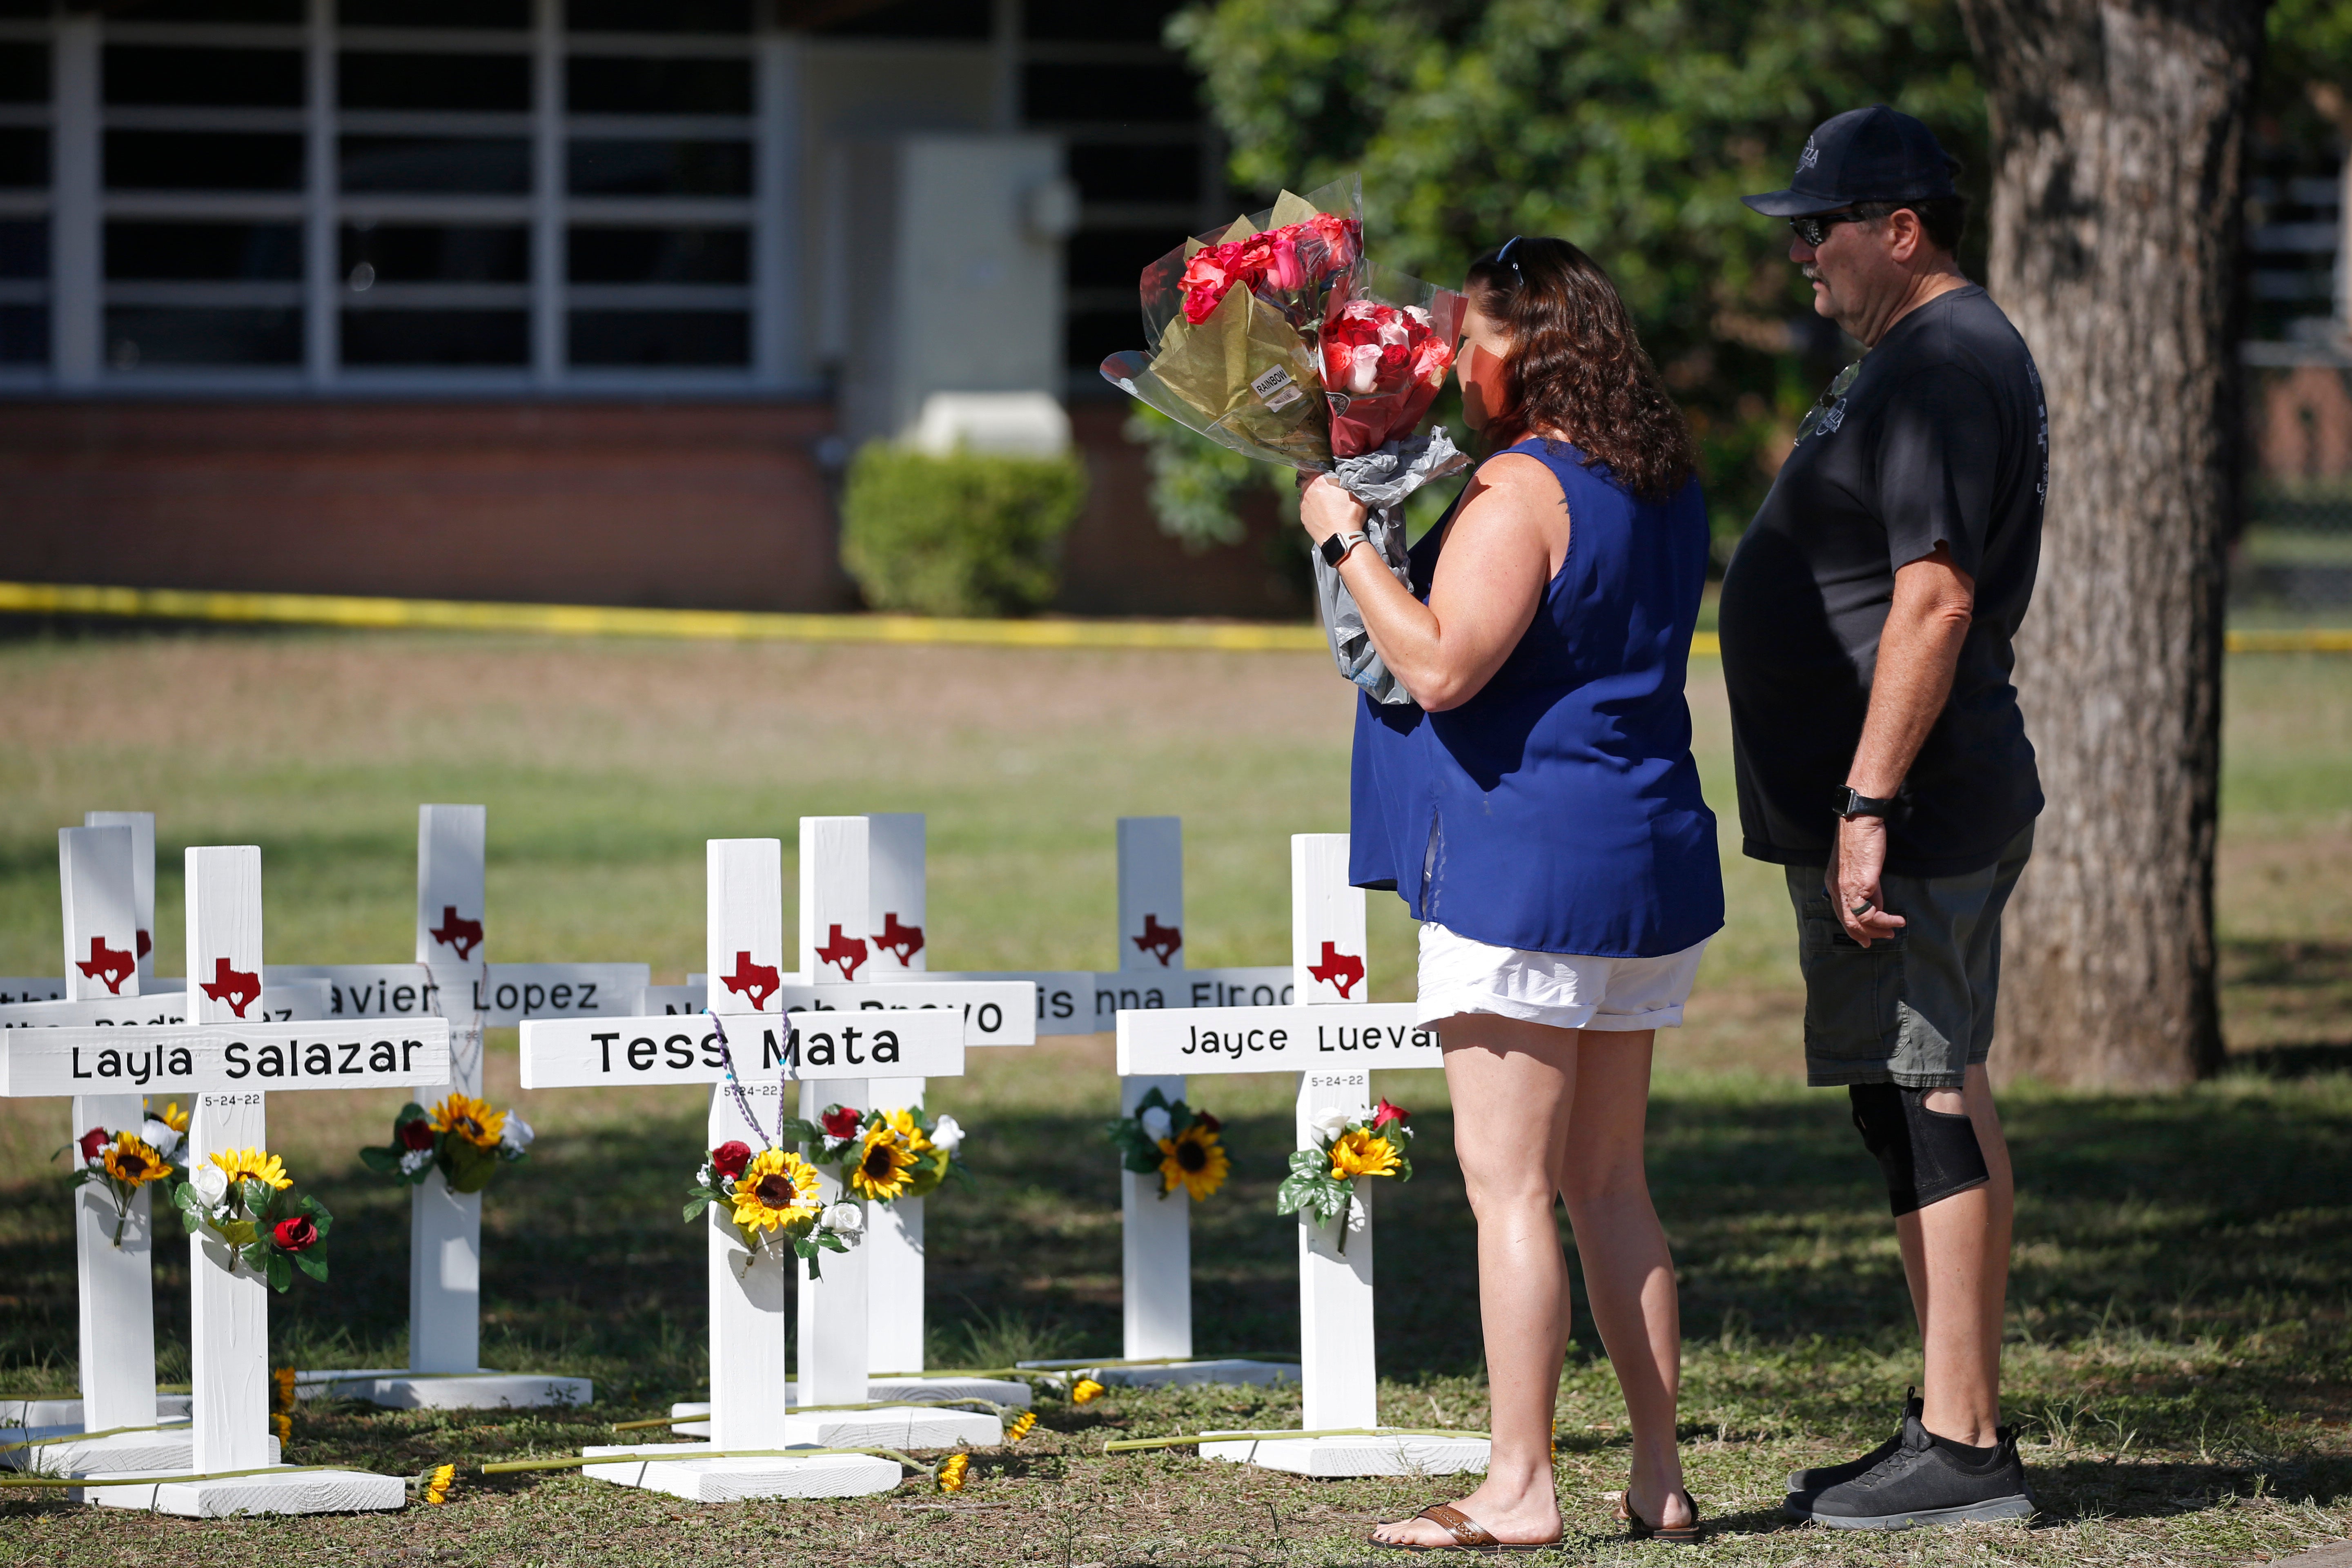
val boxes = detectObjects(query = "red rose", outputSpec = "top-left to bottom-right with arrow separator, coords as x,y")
1370,1098 -> 1409,1129
1193,1111 -> 1222,1134
820,1106 -> 863,1140
78,1127 -> 109,1162
398,1118 -> 437,1152
272,1216 -> 318,1252
710,1140 -> 753,1181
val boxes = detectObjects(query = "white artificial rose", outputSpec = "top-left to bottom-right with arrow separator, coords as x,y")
191,1163 -> 229,1207
399,1147 -> 433,1176
140,1119 -> 182,1159
1309,1107 -> 1350,1144
1137,1106 -> 1172,1143
824,1201 -> 864,1236
929,1114 -> 964,1155
499,1114 -> 535,1155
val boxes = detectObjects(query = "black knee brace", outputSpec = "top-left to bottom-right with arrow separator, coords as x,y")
1849,1083 -> 1989,1217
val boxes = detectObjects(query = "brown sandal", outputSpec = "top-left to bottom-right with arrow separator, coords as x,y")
1368,1503 -> 1565,1553
1615,1488 -> 1702,1545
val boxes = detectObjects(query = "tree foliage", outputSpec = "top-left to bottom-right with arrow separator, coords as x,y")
1165,0 -> 1987,541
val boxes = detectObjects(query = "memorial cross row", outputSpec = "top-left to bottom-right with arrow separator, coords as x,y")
262,806 -> 636,1410
0,844 -> 448,1515
517,838 -> 981,1504
1112,835 -> 1486,1481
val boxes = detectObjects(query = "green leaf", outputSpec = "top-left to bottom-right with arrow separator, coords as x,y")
265,1250 -> 291,1293
304,1196 -> 333,1236
358,1146 -> 400,1175
293,1250 -> 328,1283
684,1197 -> 712,1223
443,1137 -> 500,1194
775,1118 -> 824,1145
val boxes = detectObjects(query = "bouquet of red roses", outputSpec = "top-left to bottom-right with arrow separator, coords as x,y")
1319,263 -> 1466,459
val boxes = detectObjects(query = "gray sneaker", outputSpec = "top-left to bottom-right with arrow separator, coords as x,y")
1786,1388 -> 1921,1494
1785,1414 -> 2034,1530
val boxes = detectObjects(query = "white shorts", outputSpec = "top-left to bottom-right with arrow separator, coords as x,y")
1414,922 -> 1710,1032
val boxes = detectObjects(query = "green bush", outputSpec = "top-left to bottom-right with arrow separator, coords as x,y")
839,441 -> 1089,617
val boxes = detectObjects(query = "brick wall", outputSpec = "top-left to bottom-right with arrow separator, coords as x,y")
0,398 -> 1308,620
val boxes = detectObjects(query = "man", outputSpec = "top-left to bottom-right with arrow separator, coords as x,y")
1719,105 -> 2048,1531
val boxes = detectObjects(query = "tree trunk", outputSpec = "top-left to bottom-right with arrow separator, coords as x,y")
1956,0 -> 2264,1089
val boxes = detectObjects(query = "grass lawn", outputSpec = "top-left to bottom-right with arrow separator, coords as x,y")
0,630 -> 2346,1566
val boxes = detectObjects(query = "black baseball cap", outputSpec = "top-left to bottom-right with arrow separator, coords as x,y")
1742,105 -> 1960,218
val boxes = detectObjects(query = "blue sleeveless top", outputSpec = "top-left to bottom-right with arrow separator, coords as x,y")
1349,437 -> 1724,958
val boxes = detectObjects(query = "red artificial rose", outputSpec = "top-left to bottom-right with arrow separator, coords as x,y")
710,1140 -> 753,1182
1370,1098 -> 1409,1130
272,1216 -> 318,1252
820,1106 -> 864,1140
398,1118 -> 437,1152
1193,1111 -> 1222,1134
78,1126 -> 109,1162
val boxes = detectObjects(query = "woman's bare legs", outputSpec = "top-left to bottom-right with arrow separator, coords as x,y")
1559,1029 -> 1692,1528
1370,1015 -> 1690,1548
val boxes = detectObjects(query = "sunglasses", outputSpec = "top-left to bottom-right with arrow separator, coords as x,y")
1787,210 -> 1874,248
1496,234 -> 1526,283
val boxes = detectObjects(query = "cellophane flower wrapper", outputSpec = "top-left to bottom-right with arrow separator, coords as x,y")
1138,174 -> 1363,352
1103,176 -> 1365,474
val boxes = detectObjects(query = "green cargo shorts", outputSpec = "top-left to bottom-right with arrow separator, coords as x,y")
1782,824 -> 2034,1090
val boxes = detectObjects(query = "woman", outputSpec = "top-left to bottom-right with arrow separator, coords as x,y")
1301,236 -> 1722,1552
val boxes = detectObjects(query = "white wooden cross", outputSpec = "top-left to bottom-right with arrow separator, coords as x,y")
518,838 -> 993,1503
267,804 -> 644,1410
1115,833 -> 1490,1479
0,826 -> 327,1467
0,846 -> 446,1513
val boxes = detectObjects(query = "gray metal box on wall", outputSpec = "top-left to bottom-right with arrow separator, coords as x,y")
840,135 -> 1073,449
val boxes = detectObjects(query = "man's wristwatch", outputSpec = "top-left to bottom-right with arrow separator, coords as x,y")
1319,530 -> 1369,568
1834,786 -> 1900,821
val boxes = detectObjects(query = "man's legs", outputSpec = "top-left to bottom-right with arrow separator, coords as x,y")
1902,1065 -> 2011,1447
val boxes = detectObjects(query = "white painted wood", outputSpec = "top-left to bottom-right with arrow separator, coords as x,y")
184,847 -> 272,1477
108,1468 -> 408,1516
519,1010 -> 960,1089
410,805 -> 489,1376
1116,1005 -> 1441,1076
1296,1067 -> 1377,1430
415,805 -> 489,969
1120,1073 -> 1192,1361
268,962 -> 648,1025
1117,816 -> 1184,972
0,982 -> 329,1032
1292,833 -> 1370,1005
578,1446 -> 901,1501
71,1093 -> 156,1434
289,1370 -> 590,1409
797,1076 -> 870,1410
1117,816 -> 1192,1361
60,827 -> 139,1001
860,813 -> 926,1377
81,813 -> 156,988
1201,1432 -> 1489,1476
1,1019 -> 450,1097
799,817 -> 871,982
702,839 -> 792,1452
58,829 -> 159,1432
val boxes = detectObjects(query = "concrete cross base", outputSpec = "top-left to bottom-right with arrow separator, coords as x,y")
294,1368 -> 592,1410
85,1464 -> 406,1515
1200,1431 -> 1491,1479
1037,1359 -> 1298,1390
579,1443 -> 903,1501
2,1394 -> 192,1430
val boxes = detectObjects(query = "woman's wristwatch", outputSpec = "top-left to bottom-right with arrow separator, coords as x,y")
1319,530 -> 1370,567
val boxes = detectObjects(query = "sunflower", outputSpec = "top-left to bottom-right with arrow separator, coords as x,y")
211,1147 -> 291,1191
935,1452 -> 969,1492
424,1462 -> 455,1506
847,1125 -> 918,1200
102,1133 -> 172,1186
1006,1410 -> 1036,1442
153,1101 -> 190,1134
1327,1128 -> 1400,1182
1157,1123 -> 1229,1201
882,1107 -> 933,1152
731,1148 -> 822,1234
428,1094 -> 506,1150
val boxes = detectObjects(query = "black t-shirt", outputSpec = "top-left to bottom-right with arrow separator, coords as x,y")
1719,284 -> 2047,876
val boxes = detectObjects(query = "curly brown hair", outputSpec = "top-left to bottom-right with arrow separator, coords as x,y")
1465,237 -> 1696,503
